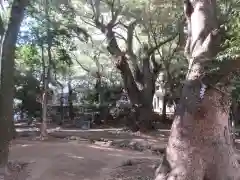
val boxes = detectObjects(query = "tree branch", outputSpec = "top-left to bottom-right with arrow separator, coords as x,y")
72,54 -> 90,73
108,0 -> 122,26
116,55 -> 140,104
90,0 -> 106,33
67,24 -> 90,42
134,30 -> 143,47
125,20 -> 144,84
147,33 -> 178,55
126,20 -> 138,59
201,57 -> 240,86
90,0 -> 122,56
166,33 -> 181,60
113,31 -> 127,42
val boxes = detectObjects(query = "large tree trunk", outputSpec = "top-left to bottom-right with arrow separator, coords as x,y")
138,84 -> 155,131
137,105 -> 154,131
116,55 -> 155,131
0,0 -> 28,177
155,1 -> 240,180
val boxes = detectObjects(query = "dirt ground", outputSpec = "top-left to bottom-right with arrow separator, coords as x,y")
17,124 -> 169,154
11,124 -> 240,180
9,138 -> 159,180
10,124 -> 167,180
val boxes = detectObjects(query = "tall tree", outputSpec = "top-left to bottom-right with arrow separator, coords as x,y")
40,0 -> 53,139
20,0 -> 89,135
155,0 -> 240,179
0,0 -> 29,177
71,0 -> 180,130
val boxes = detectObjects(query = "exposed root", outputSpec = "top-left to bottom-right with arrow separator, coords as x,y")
155,152 -> 240,180
155,155 -> 170,180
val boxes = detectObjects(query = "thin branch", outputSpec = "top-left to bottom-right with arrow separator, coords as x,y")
151,29 -> 164,59
90,0 -> 106,32
201,56 -> 240,86
166,34 -> 181,60
113,31 -> 127,42
147,33 -> 178,55
108,0 -> 115,20
127,20 -> 138,58
219,0 -> 234,25
107,0 -> 121,25
147,8 -> 157,49
134,30 -> 143,47
72,53 -> 90,72
118,20 -> 128,29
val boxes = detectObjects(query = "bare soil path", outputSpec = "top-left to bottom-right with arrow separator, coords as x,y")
12,124 -> 240,180
9,138 -> 159,180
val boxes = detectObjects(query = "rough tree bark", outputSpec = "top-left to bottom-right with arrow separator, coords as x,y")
155,0 -> 240,180
0,0 -> 29,177
116,54 -> 156,130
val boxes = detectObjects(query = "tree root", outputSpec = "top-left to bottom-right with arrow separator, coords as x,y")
155,153 -> 240,180
155,155 -> 171,180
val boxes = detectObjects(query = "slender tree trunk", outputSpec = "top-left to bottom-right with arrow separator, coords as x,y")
96,74 -> 103,105
162,95 -> 167,122
40,83 -> 48,139
96,73 -> 106,125
155,0 -> 240,179
231,100 -> 237,145
0,0 -> 28,177
40,0 -> 53,139
40,57 -> 50,139
60,87 -> 64,125
20,102 -> 24,120
68,81 -> 74,121
40,41 -> 48,139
